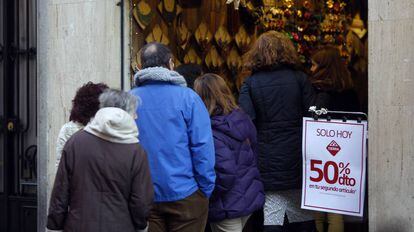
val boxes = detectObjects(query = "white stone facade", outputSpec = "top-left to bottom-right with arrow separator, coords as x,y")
37,0 -> 130,230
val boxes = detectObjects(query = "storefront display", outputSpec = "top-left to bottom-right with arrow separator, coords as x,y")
129,0 -> 367,93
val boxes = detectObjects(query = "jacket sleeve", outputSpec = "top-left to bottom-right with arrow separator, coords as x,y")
47,145 -> 73,230
55,125 -> 71,169
129,149 -> 154,230
212,136 -> 237,195
239,78 -> 256,121
185,95 -> 216,197
245,116 -> 259,158
298,72 -> 315,115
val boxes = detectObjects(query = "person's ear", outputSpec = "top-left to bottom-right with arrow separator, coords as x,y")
169,58 -> 175,70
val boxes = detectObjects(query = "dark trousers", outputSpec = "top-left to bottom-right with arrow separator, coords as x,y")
149,190 -> 209,232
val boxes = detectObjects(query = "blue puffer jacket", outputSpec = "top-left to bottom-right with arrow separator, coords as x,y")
208,109 -> 265,222
130,67 -> 216,202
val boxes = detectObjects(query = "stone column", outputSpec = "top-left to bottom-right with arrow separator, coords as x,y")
37,0 -> 129,231
368,1 -> 414,231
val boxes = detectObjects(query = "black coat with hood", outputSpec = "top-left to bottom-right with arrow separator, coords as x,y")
239,67 -> 314,191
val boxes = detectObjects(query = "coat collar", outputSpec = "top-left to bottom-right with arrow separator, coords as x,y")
134,67 -> 187,87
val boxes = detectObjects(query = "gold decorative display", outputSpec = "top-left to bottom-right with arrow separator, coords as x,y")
226,47 -> 242,72
133,0 -> 154,30
183,48 -> 202,65
205,46 -> 225,71
235,25 -> 251,52
157,0 -> 182,25
195,21 -> 213,50
349,13 -> 367,39
145,24 -> 170,45
177,18 -> 192,50
129,0 -> 367,89
214,25 -> 232,52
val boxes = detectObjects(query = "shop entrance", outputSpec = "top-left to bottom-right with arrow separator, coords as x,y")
129,0 -> 368,115
0,0 -> 37,231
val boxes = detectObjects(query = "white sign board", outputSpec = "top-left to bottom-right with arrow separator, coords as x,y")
301,117 -> 367,217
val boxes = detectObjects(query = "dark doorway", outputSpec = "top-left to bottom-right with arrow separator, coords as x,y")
0,0 -> 37,231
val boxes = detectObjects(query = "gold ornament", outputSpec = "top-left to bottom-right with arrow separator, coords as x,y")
326,0 -> 334,8
195,21 -> 213,50
205,46 -> 224,71
177,19 -> 191,50
214,26 -> 232,51
133,0 -> 154,30
284,0 -> 294,8
226,47 -> 242,72
145,24 -> 169,45
183,48 -> 202,65
235,25 -> 251,52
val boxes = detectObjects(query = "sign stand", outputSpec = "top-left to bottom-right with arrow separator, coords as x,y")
301,106 -> 368,217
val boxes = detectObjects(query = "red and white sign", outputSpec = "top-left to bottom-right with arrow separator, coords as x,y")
301,118 -> 367,217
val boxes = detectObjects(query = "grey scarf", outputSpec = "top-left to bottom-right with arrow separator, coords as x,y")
134,67 -> 187,87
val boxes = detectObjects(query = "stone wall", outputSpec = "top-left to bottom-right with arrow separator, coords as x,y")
368,0 -> 414,231
37,0 -> 129,230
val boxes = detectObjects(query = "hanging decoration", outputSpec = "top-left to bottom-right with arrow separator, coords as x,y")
145,24 -> 170,45
205,46 -> 225,73
183,48 -> 202,65
177,18 -> 192,50
195,21 -> 213,51
226,47 -> 242,74
157,0 -> 181,25
348,13 -> 367,39
129,0 -> 366,89
133,0 -> 154,30
235,25 -> 252,53
214,26 -> 232,53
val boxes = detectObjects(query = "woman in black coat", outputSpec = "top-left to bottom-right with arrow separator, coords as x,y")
239,31 -> 316,232
310,46 -> 360,112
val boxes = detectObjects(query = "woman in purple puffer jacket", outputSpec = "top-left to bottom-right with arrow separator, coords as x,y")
194,73 -> 265,232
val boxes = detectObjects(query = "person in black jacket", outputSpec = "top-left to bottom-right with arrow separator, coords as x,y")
310,46 -> 360,112
239,31 -> 316,232
309,46 -> 360,232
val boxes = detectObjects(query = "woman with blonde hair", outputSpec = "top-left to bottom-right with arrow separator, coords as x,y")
194,73 -> 264,232
239,31 -> 315,232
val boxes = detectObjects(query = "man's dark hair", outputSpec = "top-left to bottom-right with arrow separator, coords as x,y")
175,64 -> 203,89
140,42 -> 173,69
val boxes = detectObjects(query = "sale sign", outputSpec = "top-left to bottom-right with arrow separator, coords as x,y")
301,118 -> 367,217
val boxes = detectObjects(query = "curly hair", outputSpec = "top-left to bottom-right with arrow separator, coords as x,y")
69,82 -> 109,125
243,31 -> 300,72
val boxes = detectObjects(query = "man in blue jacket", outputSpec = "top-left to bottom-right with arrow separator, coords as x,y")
130,42 -> 215,232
